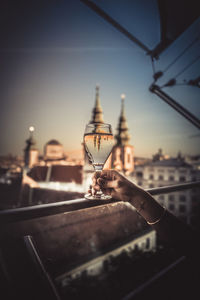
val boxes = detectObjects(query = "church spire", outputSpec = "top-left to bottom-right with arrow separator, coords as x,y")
24,126 -> 36,152
90,85 -> 104,124
115,94 -> 130,146
24,126 -> 38,169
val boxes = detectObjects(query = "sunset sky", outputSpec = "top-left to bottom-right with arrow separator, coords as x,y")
0,0 -> 200,158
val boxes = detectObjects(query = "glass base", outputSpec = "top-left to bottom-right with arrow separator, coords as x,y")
84,192 -> 112,200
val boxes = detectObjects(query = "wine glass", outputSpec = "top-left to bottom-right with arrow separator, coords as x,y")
84,122 -> 114,200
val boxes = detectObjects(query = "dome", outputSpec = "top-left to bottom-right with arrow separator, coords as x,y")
46,139 -> 61,145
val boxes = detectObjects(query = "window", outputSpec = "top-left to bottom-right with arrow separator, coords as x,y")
169,204 -> 175,211
179,176 -> 186,182
146,238 -> 150,249
149,184 -> 154,188
127,153 -> 131,163
179,195 -> 186,202
168,176 -> 174,181
137,181 -> 142,186
168,195 -> 175,201
158,175 -> 164,180
179,169 -> 186,174
179,205 -> 186,213
136,172 -> 143,178
149,174 -> 154,180
158,169 -> 164,173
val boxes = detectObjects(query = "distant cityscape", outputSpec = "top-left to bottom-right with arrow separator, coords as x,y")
0,86 -> 200,230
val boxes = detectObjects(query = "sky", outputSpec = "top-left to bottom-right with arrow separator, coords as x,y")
0,0 -> 200,158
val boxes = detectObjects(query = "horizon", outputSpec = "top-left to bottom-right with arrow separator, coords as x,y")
1,144 -> 199,161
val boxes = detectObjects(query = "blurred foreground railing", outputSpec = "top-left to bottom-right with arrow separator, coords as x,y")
0,181 -> 200,224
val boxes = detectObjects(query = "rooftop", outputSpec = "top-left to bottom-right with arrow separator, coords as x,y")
46,140 -> 62,146
147,158 -> 192,168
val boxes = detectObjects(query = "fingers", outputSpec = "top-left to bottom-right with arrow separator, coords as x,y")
101,169 -> 116,179
97,178 -> 119,189
93,184 -> 101,191
92,170 -> 122,192
93,171 -> 101,179
92,171 -> 102,187
93,169 -> 121,181
101,169 -> 124,181
88,184 -> 101,196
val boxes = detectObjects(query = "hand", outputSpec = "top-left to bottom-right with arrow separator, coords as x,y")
92,170 -> 168,227
92,169 -> 145,203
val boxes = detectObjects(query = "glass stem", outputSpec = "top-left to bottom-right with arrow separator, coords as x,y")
94,168 -> 103,197
94,164 -> 103,171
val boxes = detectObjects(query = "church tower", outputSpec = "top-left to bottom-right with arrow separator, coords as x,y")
111,94 -> 134,175
90,85 -> 104,124
83,86 -> 105,171
24,126 -> 39,170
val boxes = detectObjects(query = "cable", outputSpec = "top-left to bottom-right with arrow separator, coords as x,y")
163,36 -> 200,73
152,37 -> 200,83
151,57 -> 156,76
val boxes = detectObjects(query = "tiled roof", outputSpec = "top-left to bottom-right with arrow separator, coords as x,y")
28,165 -> 83,184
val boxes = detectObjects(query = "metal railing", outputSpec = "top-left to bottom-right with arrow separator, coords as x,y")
1,181 -> 199,299
0,180 -> 199,224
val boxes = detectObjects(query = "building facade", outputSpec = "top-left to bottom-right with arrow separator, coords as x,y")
133,151 -> 200,225
44,139 -> 66,162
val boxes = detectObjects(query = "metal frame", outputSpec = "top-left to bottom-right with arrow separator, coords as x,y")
150,84 -> 200,130
23,235 -> 61,300
80,0 -> 151,55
